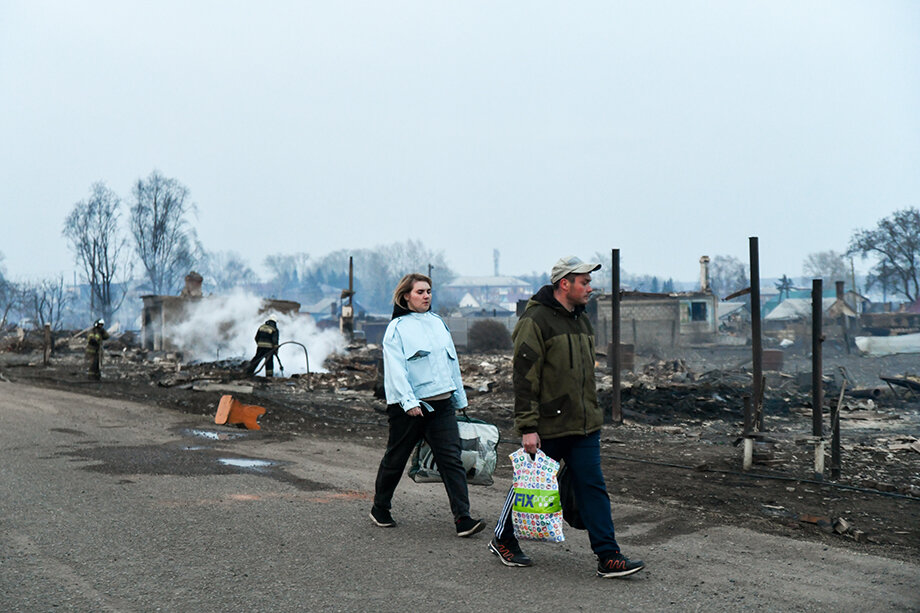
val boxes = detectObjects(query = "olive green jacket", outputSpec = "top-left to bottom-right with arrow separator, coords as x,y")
512,285 -> 600,439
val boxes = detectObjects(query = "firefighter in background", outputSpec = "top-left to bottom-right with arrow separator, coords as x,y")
246,319 -> 279,377
86,319 -> 109,380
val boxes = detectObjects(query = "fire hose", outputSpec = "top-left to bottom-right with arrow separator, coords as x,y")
251,340 -> 311,387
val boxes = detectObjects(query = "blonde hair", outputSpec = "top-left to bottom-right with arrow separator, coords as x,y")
392,273 -> 432,307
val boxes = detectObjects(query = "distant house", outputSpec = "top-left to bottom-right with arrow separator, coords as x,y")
764,298 -> 844,321
443,276 -> 533,312
592,290 -> 719,352
141,295 -> 300,351
717,301 -> 749,323
763,282 -> 862,343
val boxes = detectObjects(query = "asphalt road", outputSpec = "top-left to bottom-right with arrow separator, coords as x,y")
1,381 -> 917,612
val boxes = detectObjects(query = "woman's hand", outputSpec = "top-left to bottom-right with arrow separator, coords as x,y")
406,407 -> 423,417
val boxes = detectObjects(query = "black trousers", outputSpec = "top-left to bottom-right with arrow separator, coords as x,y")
86,351 -> 101,380
247,346 -> 275,376
373,398 -> 471,521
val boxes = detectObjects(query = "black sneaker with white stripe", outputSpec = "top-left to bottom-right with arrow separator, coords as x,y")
488,537 -> 533,567
455,516 -> 486,537
597,552 -> 645,578
369,506 -> 396,527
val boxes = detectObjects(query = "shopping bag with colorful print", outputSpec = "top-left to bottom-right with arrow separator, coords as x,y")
509,448 -> 564,543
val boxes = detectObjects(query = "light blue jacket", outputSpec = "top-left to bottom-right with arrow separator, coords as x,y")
383,311 -> 468,412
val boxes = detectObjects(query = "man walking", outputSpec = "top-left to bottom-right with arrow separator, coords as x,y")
489,256 -> 645,578
246,319 -> 279,377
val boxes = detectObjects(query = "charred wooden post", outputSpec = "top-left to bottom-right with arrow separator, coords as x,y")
812,278 -> 825,480
42,323 -> 52,366
811,279 -> 824,437
609,248 -> 622,423
831,384 -> 843,479
749,237 -> 764,431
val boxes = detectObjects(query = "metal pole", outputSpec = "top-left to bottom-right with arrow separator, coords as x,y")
610,249 -> 622,423
749,237 -> 763,431
743,395 -> 753,436
811,279 -> 823,438
742,396 -> 753,471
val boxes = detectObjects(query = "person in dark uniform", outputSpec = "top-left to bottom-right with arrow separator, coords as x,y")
86,319 -> 109,380
246,319 -> 279,377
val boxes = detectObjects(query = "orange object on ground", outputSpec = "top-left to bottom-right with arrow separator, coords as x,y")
215,395 -> 266,430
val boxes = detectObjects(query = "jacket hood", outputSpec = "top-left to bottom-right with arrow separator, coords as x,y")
391,302 -> 412,319
530,284 -> 586,317
392,303 -> 432,319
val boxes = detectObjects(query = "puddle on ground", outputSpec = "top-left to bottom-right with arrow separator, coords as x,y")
218,458 -> 276,469
182,428 -> 249,441
56,433 -> 329,492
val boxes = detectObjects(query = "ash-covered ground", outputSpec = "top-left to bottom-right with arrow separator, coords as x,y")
2,329 -> 918,563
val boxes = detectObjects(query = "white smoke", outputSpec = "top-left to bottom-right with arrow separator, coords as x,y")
163,289 -> 346,375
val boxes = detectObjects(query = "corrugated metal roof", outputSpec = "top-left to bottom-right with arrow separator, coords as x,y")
765,298 -> 838,321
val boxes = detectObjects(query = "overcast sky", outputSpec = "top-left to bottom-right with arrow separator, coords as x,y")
1,1 -> 918,285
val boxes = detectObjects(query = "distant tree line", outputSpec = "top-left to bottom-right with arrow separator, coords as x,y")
257,240 -> 455,314
0,252 -> 71,331
53,169 -> 455,326
3,201 -> 918,332
582,206 -> 920,305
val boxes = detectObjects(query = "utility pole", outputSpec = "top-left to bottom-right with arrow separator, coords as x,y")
749,237 -> 764,431
812,278 -> 825,480
610,249 -> 622,424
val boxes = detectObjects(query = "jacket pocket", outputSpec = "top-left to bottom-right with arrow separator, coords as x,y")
539,394 -> 569,419
514,342 -> 538,380
407,349 -> 433,385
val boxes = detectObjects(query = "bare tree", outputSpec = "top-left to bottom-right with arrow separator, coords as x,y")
21,276 -> 70,331
709,255 -> 748,299
202,250 -> 258,292
802,250 -> 848,285
129,170 -> 198,295
63,182 -> 130,322
264,252 -> 310,291
305,241 -> 455,312
848,207 -> 920,302
0,280 -> 18,330
0,252 -> 14,328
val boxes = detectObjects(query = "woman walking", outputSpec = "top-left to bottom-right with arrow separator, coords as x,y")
370,273 -> 486,537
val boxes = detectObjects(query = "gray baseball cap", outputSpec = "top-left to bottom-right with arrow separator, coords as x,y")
551,255 -> 601,284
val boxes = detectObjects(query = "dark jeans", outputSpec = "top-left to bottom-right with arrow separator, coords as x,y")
373,398 -> 471,521
494,430 -> 620,558
247,347 -> 275,376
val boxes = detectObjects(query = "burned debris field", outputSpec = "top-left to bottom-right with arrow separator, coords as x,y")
2,331 -> 918,564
